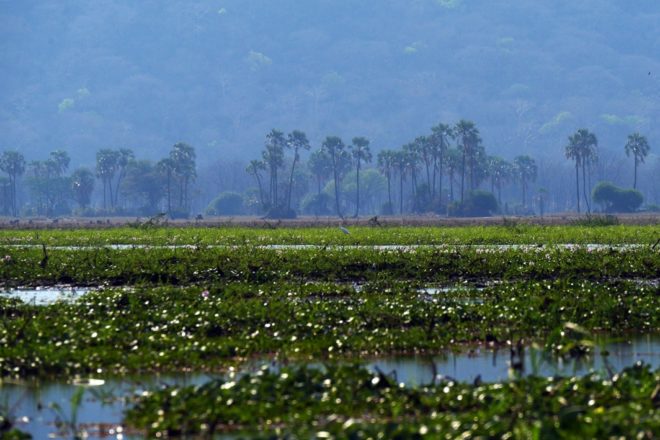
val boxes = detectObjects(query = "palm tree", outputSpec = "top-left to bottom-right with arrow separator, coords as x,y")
246,160 -> 267,210
624,133 -> 650,189
513,155 -> 537,208
565,135 -> 582,213
377,150 -> 396,212
454,120 -> 479,203
350,137 -> 372,217
307,149 -> 332,195
392,150 -> 408,214
285,130 -> 311,212
321,136 -> 346,218
47,150 -> 70,177
402,143 -> 420,200
96,149 -> 119,210
0,151 -> 26,216
565,129 -> 597,213
262,129 -> 286,209
430,123 -> 453,200
113,148 -> 135,208
487,156 -> 513,206
415,136 -> 433,194
445,147 -> 461,203
170,142 -> 196,213
71,168 -> 95,209
156,158 -> 175,215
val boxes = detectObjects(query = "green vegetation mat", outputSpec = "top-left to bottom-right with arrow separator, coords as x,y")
125,363 -> 660,438
1,280 -> 657,378
0,226 -> 658,438
0,224 -> 657,246
0,246 -> 658,287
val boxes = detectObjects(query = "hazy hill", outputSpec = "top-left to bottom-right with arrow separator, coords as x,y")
1,0 -> 659,165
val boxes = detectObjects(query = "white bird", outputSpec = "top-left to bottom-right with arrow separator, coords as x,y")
339,226 -> 350,235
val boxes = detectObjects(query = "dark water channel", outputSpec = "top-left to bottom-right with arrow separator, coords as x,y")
2,335 -> 658,439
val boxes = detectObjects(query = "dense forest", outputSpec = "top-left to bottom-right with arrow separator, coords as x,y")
1,1 -> 658,217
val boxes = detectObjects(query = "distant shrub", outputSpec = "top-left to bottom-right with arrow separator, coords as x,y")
448,191 -> 498,217
301,193 -> 332,216
592,182 -> 643,213
206,192 -> 244,216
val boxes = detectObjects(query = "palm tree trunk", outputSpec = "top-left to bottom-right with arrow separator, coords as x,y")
438,152 -> 444,204
582,162 -> 590,213
355,161 -> 361,218
633,157 -> 638,189
256,174 -> 265,210
460,151 -> 466,203
332,157 -> 342,218
10,175 -> 16,217
399,172 -> 404,215
109,178 -> 114,209
287,155 -> 297,212
575,162 -> 580,213
449,170 -> 454,202
431,158 -> 437,198
387,173 -> 392,209
166,172 -> 172,215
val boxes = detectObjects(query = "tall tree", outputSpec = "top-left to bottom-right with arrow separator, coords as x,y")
487,156 -> 512,206
262,129 -> 286,210
321,136 -> 346,218
307,149 -> 332,196
624,133 -> 650,190
246,159 -> 267,210
377,150 -> 396,212
156,158 -> 175,215
285,130 -> 311,213
445,147 -> 461,203
565,129 -> 597,213
121,160 -> 164,214
47,150 -> 70,177
0,151 -> 26,216
96,149 -> 119,210
392,150 -> 408,214
71,168 -> 95,209
513,155 -> 537,208
350,137 -> 372,217
112,148 -> 135,208
430,123 -> 453,200
402,143 -> 420,201
415,136 -> 433,195
454,120 -> 479,203
169,142 -> 196,213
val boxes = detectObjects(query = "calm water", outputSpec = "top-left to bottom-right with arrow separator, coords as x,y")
0,286 -> 93,305
3,335 -> 658,439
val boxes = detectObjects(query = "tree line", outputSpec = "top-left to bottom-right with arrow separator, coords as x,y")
0,124 -> 652,218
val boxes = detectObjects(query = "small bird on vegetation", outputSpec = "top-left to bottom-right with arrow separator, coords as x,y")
339,226 -> 350,235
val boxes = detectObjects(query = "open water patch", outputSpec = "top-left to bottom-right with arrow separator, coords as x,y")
3,335 -> 658,439
0,286 -> 94,305
365,334 -> 660,385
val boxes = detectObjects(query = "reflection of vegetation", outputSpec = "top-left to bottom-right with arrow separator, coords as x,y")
50,387 -> 84,440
